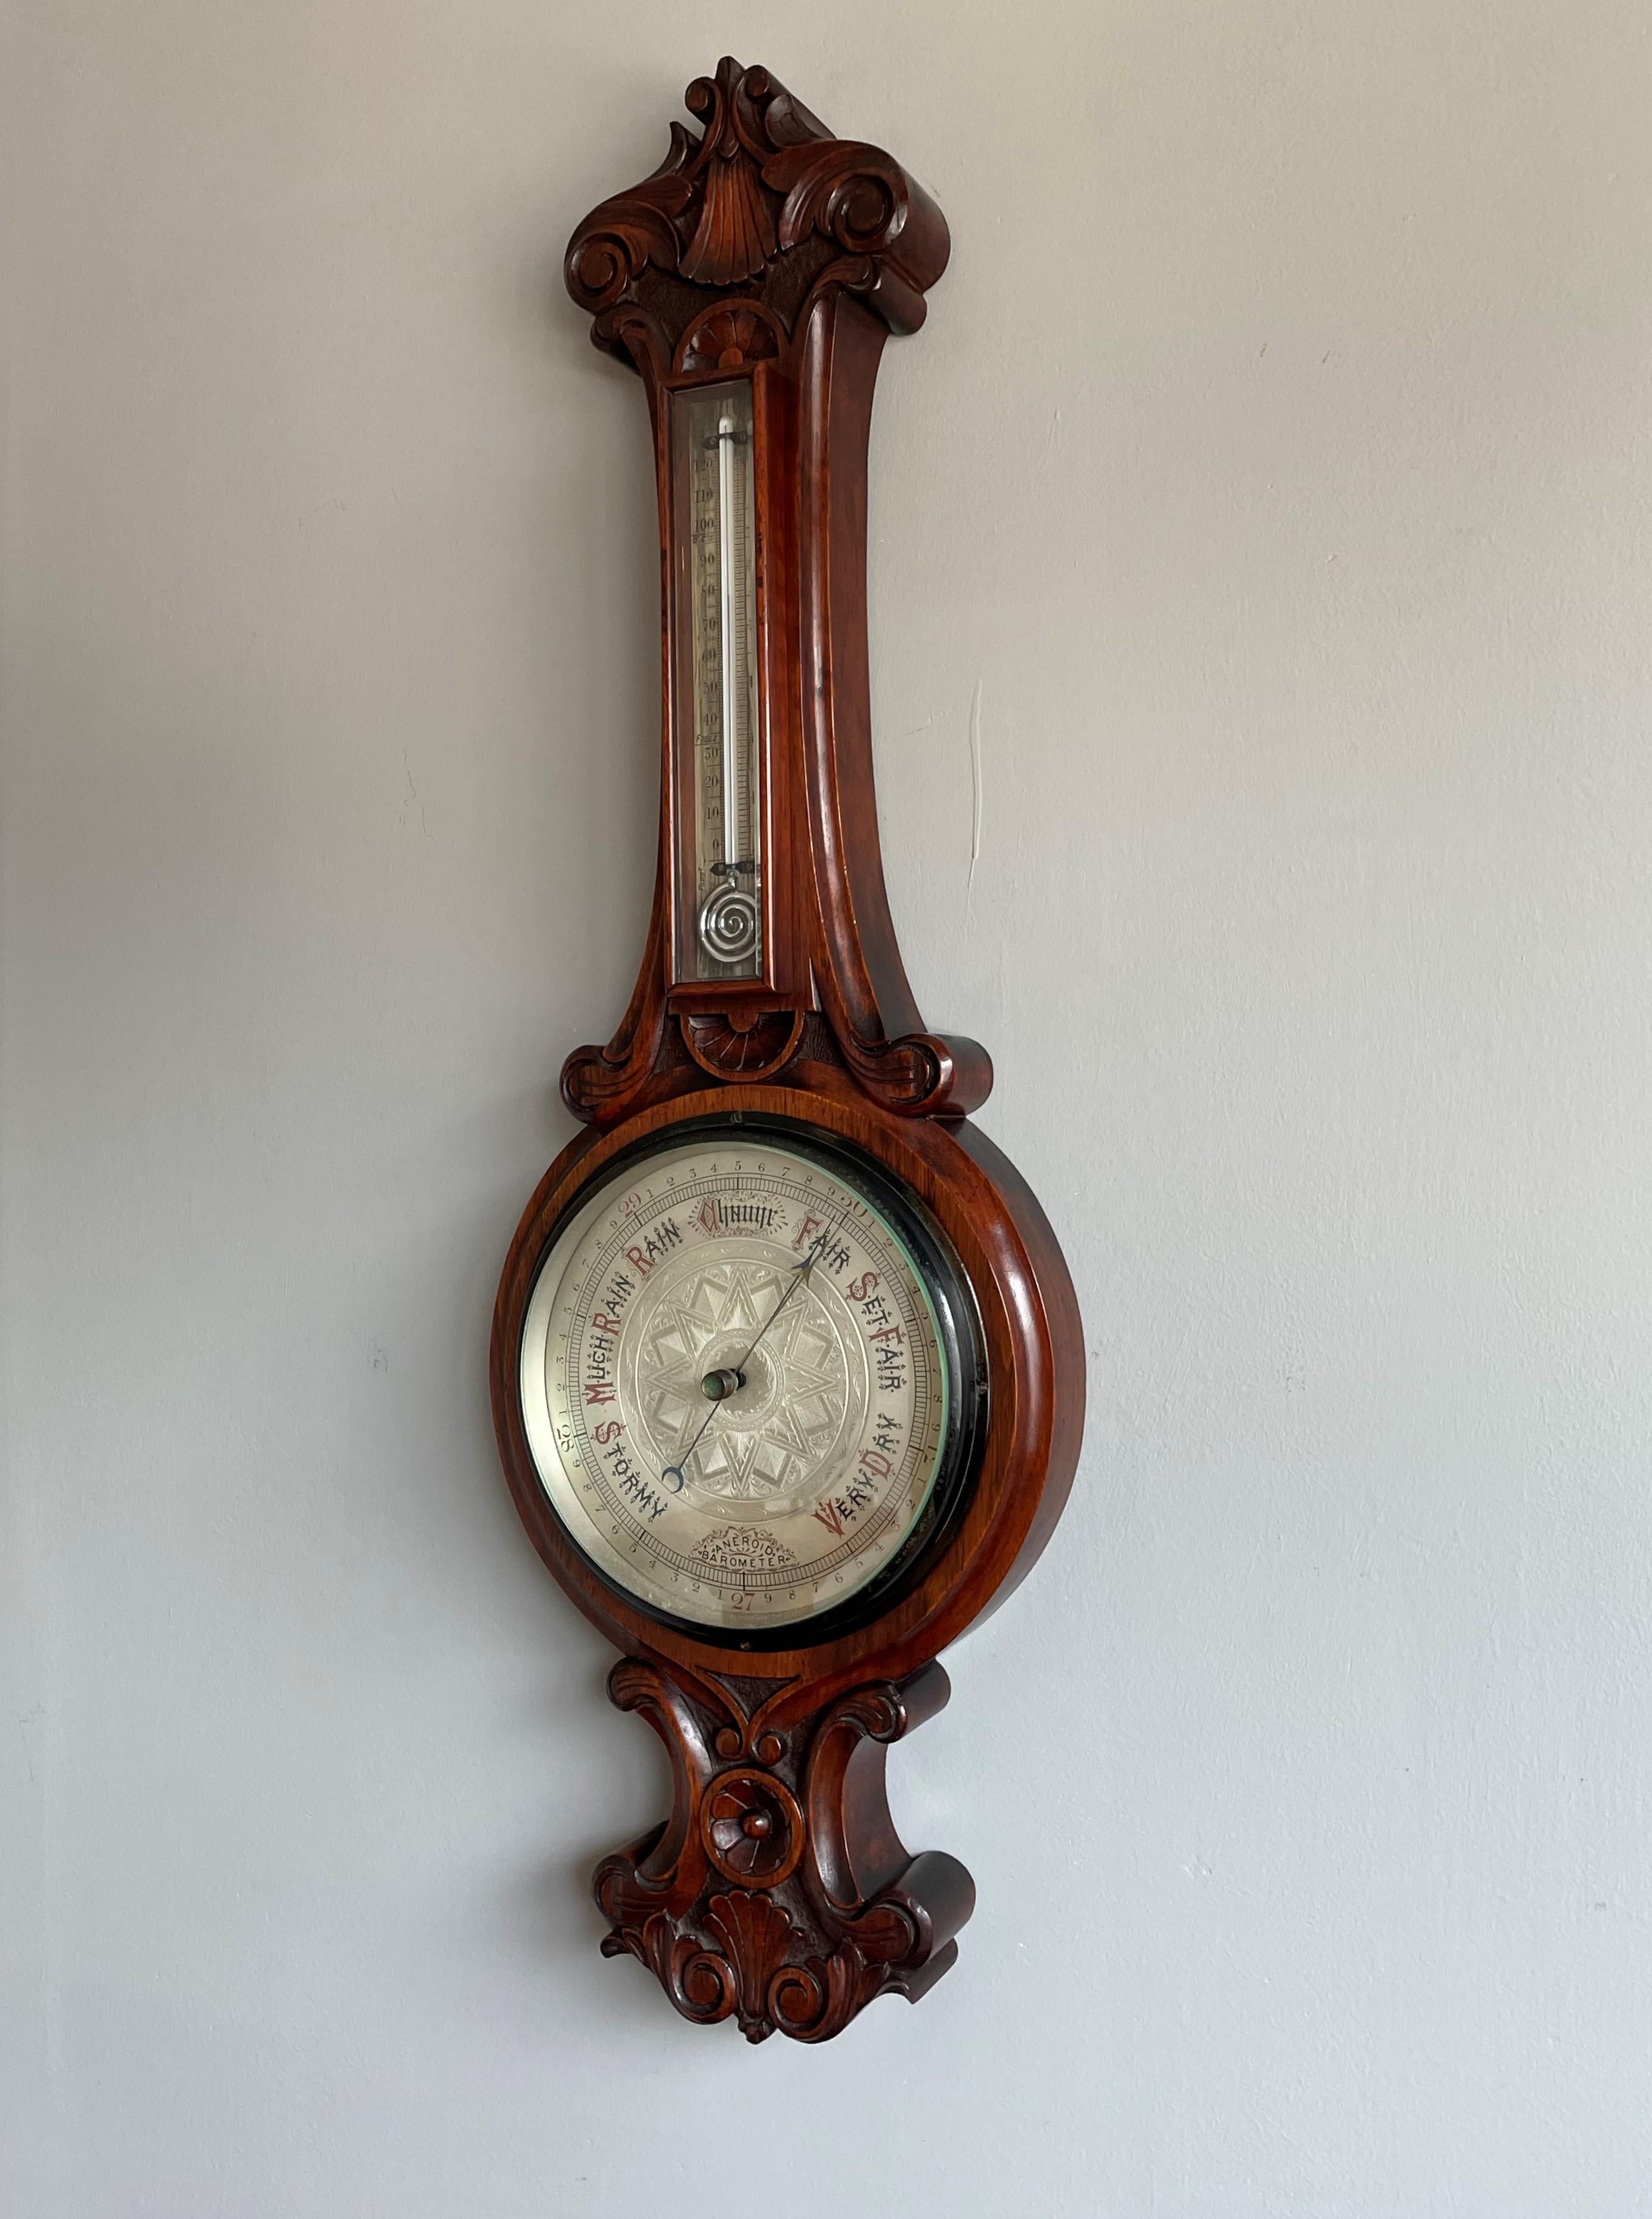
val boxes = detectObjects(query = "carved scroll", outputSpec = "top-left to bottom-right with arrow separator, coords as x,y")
594,1657 -> 973,2043
564,57 -> 949,361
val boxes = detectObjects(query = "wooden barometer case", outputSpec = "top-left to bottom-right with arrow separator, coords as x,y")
490,57 -> 1084,2044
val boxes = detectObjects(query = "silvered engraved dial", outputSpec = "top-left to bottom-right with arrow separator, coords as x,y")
518,1127 -> 980,1635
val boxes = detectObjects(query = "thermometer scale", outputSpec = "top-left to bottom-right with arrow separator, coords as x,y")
680,381 -> 761,975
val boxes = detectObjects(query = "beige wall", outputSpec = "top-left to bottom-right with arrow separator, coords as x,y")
5,4 -> 1651,2212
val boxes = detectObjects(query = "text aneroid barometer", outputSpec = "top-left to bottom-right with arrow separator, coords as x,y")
491,57 -> 1084,2044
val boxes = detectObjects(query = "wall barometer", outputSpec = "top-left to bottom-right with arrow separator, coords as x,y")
491,57 -> 1084,2044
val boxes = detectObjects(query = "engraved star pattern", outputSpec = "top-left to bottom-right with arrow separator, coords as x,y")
635,1261 -> 849,1503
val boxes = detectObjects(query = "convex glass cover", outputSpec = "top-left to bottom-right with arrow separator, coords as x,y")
518,1126 -> 980,1635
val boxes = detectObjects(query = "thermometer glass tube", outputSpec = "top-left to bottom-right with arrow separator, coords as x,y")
676,381 -> 762,979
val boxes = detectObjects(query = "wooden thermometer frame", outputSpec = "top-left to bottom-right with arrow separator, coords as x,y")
491,57 -> 1084,2044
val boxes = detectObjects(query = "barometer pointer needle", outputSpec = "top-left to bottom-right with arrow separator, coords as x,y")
660,1224 -> 835,1493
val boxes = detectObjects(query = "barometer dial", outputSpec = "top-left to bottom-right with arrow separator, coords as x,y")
517,1128 -> 979,1635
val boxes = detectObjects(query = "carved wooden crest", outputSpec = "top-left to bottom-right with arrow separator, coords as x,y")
565,55 -> 949,372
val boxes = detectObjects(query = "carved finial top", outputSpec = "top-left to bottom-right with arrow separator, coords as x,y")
565,57 -> 949,364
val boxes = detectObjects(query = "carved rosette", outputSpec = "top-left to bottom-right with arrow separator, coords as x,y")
700,1767 -> 805,1886
680,1007 -> 806,1081
594,1657 -> 972,2043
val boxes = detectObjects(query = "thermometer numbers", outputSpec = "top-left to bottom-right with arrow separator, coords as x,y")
677,379 -> 762,979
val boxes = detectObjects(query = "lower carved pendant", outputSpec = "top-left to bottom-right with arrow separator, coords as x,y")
593,1658 -> 973,2044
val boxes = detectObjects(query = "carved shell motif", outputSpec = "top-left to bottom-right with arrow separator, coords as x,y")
564,55 -> 948,342
703,1891 -> 795,2032
676,56 -> 840,287
679,306 -> 780,375
681,1008 -> 805,1081
681,145 -> 775,285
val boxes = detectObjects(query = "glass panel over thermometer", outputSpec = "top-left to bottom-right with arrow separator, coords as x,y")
677,380 -> 762,979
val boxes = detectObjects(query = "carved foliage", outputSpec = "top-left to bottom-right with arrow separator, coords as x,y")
820,1018 -> 994,1118
564,55 -> 948,350
559,959 -> 690,1125
562,134 -> 695,316
593,1658 -> 972,2044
